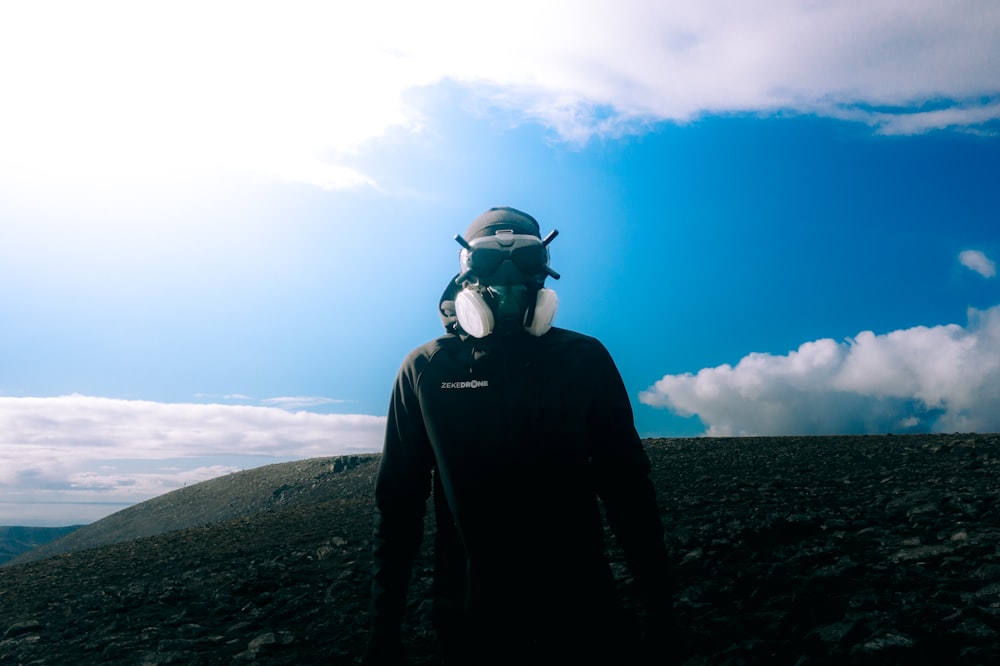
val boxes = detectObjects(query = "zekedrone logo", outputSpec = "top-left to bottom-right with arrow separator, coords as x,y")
441,380 -> 490,390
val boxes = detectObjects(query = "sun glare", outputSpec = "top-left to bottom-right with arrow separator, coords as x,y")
0,3 -> 422,192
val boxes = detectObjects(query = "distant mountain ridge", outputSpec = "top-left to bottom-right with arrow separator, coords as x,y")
0,526 -> 82,566
5,454 -> 376,567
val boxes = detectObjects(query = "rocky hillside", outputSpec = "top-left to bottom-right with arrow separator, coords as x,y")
1,435 -> 999,665
7,455 -> 373,567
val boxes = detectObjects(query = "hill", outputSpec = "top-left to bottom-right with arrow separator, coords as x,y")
0,526 -> 82,566
6,455 -> 373,567
1,435 -> 999,665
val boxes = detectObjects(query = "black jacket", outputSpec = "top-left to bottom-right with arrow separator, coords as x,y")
368,327 -> 672,659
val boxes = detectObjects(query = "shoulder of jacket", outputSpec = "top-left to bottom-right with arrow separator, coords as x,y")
544,326 -> 606,350
401,333 -> 462,367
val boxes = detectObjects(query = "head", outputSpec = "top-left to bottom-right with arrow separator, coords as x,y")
448,207 -> 560,338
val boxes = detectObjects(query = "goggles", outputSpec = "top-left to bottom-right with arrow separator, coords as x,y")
455,230 -> 560,286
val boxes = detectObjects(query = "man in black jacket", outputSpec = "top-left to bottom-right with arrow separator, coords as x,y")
364,207 -> 674,665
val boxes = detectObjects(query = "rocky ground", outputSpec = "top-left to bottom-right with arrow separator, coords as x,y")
1,434 -> 999,664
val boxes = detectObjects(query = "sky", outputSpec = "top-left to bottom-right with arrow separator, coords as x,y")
1,0 -> 999,526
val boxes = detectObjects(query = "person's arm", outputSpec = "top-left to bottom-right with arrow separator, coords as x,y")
365,358 -> 434,665
586,343 -> 674,620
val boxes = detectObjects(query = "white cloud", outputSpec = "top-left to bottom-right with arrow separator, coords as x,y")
959,250 -> 997,278
0,395 -> 384,524
0,1 -> 997,188
640,305 -> 1000,436
261,396 -> 347,410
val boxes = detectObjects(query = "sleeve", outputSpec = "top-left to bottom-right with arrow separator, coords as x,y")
585,342 -> 675,619
366,354 -> 435,663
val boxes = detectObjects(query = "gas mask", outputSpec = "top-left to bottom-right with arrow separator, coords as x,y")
453,229 -> 560,338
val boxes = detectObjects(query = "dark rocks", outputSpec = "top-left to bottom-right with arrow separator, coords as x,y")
1,435 -> 999,664
232,630 -> 297,661
647,433 -> 1000,664
2,619 -> 43,640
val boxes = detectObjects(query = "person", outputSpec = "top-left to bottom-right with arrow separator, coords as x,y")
364,207 -> 675,665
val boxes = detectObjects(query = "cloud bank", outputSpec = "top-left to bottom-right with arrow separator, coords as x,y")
0,396 -> 384,525
640,305 -> 1000,436
1,1 -> 997,188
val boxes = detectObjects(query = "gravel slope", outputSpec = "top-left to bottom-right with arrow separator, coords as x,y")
1,435 -> 998,665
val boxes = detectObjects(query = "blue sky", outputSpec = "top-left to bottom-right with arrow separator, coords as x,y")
2,1 -> 999,525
